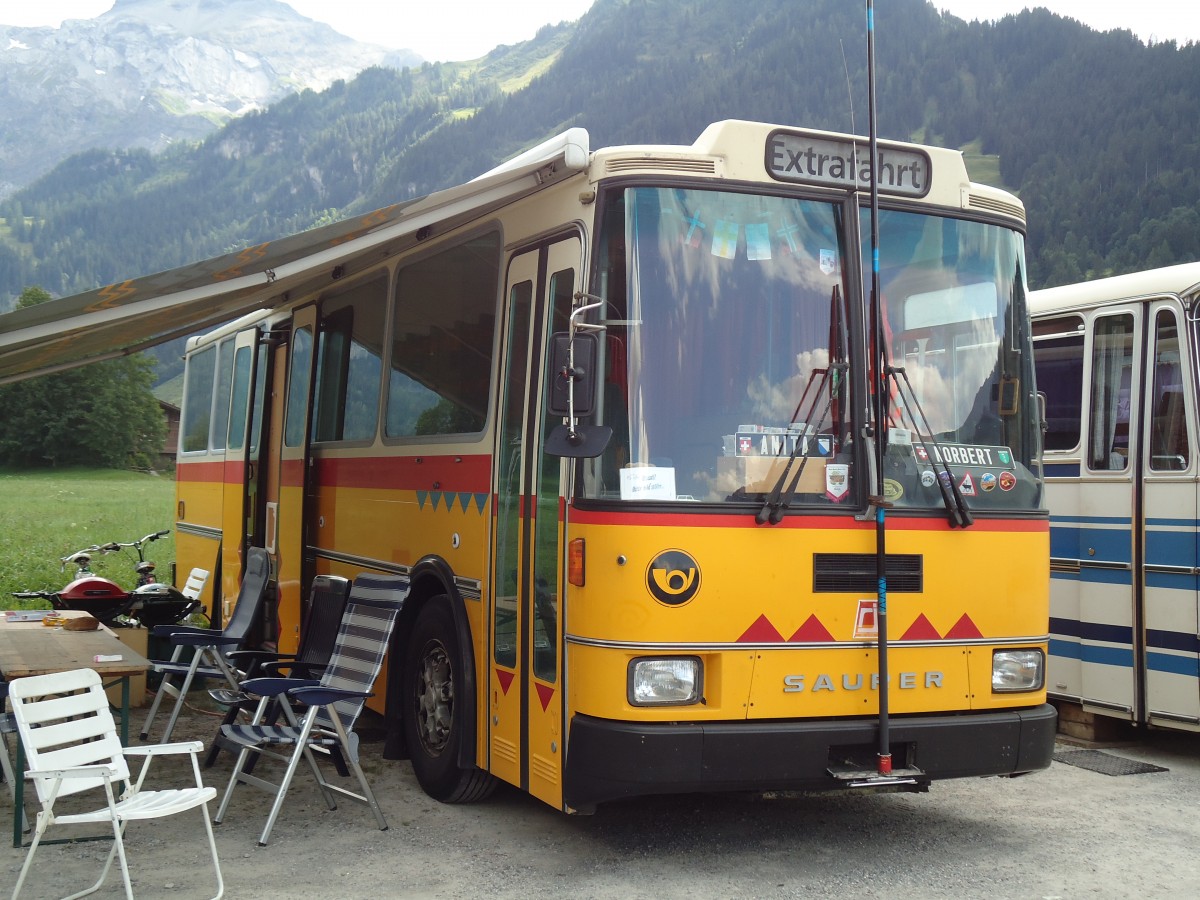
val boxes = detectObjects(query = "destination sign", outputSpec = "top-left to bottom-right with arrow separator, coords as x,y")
765,130 -> 931,197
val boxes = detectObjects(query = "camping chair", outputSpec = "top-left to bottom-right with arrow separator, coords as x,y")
213,572 -> 408,846
9,668 -> 223,900
1,679 -> 30,834
204,574 -> 352,768
140,546 -> 271,744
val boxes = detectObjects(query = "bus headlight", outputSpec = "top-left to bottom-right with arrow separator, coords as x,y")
628,657 -> 702,706
992,649 -> 1045,692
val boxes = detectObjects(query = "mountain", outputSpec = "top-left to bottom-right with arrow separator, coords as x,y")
0,0 -> 420,198
2,0 -> 1200,349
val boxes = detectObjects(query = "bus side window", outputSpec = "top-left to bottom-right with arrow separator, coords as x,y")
181,345 -> 216,453
1032,317 -> 1084,453
209,338 -> 235,452
1088,313 -> 1134,472
385,231 -> 501,438
1149,308 -> 1189,471
313,276 -> 386,444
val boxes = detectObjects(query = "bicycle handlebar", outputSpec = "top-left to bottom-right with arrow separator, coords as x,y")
121,530 -> 172,549
58,530 -> 173,564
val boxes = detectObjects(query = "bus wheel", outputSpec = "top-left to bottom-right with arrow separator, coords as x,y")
403,597 -> 497,803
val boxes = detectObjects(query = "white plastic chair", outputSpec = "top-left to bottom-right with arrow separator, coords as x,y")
9,668 -> 223,900
182,567 -> 210,603
2,680 -> 29,834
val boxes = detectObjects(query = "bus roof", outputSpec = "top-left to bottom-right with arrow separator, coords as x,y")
1030,261 -> 1200,316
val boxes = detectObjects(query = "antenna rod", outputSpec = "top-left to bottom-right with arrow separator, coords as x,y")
866,0 -> 892,778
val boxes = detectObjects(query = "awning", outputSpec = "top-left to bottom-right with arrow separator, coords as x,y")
0,128 -> 590,385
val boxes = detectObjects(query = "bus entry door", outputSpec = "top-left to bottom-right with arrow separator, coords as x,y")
491,237 -> 579,808
1141,301 -> 1200,726
271,305 -> 317,654
218,326 -> 270,627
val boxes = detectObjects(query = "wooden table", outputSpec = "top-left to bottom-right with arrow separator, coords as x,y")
0,612 -> 151,847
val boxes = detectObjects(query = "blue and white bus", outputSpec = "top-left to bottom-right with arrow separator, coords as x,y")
1031,262 -> 1200,731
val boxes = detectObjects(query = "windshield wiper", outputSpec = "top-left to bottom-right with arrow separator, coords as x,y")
755,359 -> 849,524
756,285 -> 850,525
886,364 -> 973,528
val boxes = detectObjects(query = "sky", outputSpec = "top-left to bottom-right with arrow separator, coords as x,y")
1,1 -> 1198,59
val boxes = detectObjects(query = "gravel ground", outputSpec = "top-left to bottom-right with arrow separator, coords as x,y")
5,700 -> 1200,900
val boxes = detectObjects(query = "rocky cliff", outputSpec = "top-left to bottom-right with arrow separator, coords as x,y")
0,0 -> 421,197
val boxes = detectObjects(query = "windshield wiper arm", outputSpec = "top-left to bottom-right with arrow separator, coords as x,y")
886,364 -> 973,528
756,361 -> 846,525
756,285 -> 850,525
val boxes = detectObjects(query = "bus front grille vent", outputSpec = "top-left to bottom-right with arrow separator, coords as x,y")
813,553 -> 923,593
965,192 -> 1026,223
604,157 -> 719,176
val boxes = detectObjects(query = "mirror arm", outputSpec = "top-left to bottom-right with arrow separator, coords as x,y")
563,293 -> 607,440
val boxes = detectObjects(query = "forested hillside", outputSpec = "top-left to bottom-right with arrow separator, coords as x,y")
2,0 -> 1198,345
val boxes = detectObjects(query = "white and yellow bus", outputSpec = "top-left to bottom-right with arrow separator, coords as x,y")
1031,262 -> 1200,732
1,120 -> 1055,811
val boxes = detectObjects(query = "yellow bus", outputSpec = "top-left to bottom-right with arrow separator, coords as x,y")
4,120 -> 1056,811
1031,262 -> 1200,732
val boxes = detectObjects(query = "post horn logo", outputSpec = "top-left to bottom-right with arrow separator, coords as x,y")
646,550 -> 701,606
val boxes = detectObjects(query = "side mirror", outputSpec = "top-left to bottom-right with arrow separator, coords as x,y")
546,330 -> 611,458
548,332 -> 598,417
545,422 -> 612,458
545,295 -> 614,459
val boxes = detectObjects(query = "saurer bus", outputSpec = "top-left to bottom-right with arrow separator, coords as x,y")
1031,262 -> 1200,733
0,120 -> 1056,811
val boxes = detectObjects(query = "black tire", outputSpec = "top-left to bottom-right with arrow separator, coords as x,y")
403,597 -> 497,803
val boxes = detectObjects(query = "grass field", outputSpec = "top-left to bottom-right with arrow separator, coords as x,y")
0,468 -> 177,609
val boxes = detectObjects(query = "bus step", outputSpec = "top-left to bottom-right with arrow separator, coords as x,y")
827,763 -> 929,790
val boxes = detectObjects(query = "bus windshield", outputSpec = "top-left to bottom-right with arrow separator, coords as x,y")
580,186 -> 1041,513
583,186 -> 849,504
869,208 -> 1041,511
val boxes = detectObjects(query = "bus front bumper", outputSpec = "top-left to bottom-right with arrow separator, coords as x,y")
563,704 -> 1057,812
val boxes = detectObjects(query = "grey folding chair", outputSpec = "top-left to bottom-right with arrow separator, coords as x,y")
213,572 -> 408,846
204,574 -> 352,768
140,546 -> 271,744
9,668 -> 223,900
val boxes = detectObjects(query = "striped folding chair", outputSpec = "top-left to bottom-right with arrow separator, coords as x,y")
204,574 -> 352,769
213,572 -> 408,846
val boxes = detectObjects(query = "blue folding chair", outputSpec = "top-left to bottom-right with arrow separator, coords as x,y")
213,572 -> 408,846
140,546 -> 271,743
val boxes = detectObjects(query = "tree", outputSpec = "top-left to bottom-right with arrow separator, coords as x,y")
0,287 -> 167,469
